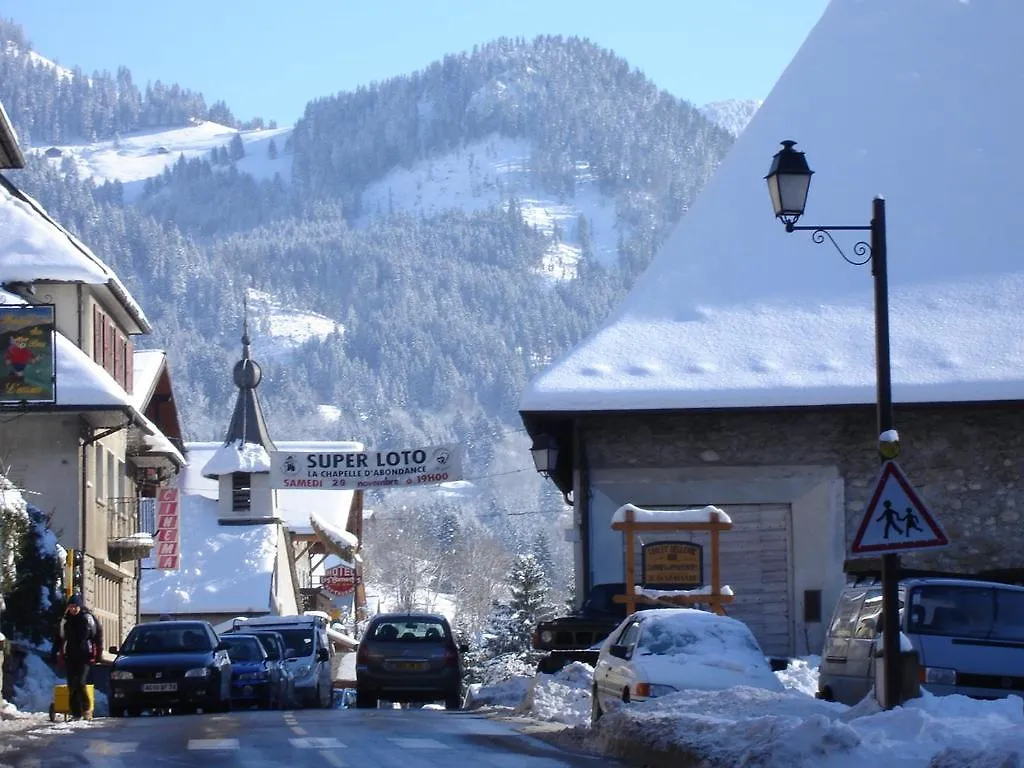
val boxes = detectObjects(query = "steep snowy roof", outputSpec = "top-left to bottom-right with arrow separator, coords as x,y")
131,349 -> 166,411
139,492 -> 277,615
0,178 -> 150,332
521,0 -> 1024,413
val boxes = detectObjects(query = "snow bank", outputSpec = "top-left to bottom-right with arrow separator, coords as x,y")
518,662 -> 594,727
588,686 -> 1024,767
775,655 -> 820,698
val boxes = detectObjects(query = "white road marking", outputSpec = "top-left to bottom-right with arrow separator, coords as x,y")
389,737 -> 448,749
86,740 -> 138,755
187,738 -> 240,750
290,737 -> 346,749
290,725 -> 308,735
319,750 -> 346,767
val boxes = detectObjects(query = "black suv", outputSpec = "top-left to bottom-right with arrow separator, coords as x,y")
108,620 -> 232,716
355,613 -> 468,710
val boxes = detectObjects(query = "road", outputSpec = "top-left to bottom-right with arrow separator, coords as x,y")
0,707 -> 616,768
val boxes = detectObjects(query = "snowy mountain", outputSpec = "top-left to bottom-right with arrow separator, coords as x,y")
701,99 -> 762,136
35,121 -> 292,201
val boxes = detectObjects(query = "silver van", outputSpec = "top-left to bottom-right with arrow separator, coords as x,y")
231,614 -> 333,708
818,576 -> 1024,705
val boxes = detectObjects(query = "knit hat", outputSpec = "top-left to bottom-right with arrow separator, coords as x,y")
68,593 -> 83,607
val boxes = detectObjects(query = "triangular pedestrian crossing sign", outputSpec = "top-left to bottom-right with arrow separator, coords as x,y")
850,460 -> 949,555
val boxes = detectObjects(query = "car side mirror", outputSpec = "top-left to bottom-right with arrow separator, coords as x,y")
108,645 -> 119,655
458,643 -> 469,653
317,648 -> 330,662
608,645 -> 630,660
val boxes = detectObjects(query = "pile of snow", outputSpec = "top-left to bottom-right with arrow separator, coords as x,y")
776,655 -> 820,698
518,662 -> 594,727
589,687 -> 1024,767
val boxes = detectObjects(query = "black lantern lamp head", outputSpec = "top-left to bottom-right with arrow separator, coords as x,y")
529,433 -> 559,477
765,140 -> 814,230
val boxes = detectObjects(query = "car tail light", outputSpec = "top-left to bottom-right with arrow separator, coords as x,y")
444,647 -> 459,667
357,644 -> 369,665
634,682 -> 651,697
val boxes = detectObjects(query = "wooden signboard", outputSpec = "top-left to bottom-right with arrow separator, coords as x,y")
642,541 -> 703,590
612,504 -> 734,616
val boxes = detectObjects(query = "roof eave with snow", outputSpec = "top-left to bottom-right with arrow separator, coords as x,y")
0,102 -> 24,169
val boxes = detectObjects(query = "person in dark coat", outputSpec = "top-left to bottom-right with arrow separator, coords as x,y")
53,593 -> 102,720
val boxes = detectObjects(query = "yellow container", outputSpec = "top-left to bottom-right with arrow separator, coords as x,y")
51,683 -> 95,719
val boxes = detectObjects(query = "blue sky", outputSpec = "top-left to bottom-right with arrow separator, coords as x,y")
5,1 -> 829,126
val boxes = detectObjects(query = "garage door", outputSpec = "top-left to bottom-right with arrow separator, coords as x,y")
636,504 -> 793,657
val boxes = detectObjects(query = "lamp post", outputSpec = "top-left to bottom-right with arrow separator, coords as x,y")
765,140 -> 902,710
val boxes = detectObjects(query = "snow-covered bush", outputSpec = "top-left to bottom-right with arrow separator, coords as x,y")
2,502 -> 65,645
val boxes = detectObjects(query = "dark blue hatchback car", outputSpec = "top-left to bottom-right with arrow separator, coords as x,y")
219,633 -> 282,709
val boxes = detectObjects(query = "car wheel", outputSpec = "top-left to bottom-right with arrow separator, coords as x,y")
444,688 -> 461,710
109,705 -> 124,719
355,687 -> 376,709
127,707 -> 142,717
590,685 -> 603,725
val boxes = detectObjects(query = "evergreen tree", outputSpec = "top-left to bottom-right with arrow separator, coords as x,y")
229,133 -> 245,161
506,552 -> 551,652
2,504 -> 65,645
267,138 -> 278,160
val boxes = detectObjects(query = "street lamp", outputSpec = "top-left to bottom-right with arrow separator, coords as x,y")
766,140 -> 902,710
529,433 -> 559,477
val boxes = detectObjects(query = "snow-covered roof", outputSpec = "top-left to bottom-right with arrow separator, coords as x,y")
521,0 -> 1024,413
139,492 -> 277,615
0,179 -> 150,332
130,349 -> 166,411
201,439 -> 273,477
612,503 -> 731,525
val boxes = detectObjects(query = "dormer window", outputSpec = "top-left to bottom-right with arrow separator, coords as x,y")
92,305 -> 133,394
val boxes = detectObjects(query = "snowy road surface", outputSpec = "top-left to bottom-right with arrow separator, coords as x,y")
0,707 -> 616,767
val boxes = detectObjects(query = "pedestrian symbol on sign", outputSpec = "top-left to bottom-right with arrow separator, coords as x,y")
851,461 -> 948,555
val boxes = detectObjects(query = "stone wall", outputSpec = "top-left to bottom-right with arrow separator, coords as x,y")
582,402 -> 1024,573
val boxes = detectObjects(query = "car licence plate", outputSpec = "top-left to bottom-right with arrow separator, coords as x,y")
389,662 -> 426,672
141,683 -> 178,692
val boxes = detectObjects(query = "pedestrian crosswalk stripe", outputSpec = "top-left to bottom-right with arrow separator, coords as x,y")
389,737 -> 448,749
187,738 -> 239,750
86,741 -> 138,755
320,751 -> 346,768
290,737 -> 345,749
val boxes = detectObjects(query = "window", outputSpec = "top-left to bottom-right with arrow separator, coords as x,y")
94,445 -> 106,502
91,304 -> 134,392
232,473 -> 251,511
855,591 -> 883,638
616,621 -> 641,648
107,452 -> 116,503
828,589 -> 867,639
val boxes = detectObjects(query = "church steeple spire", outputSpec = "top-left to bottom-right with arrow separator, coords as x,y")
202,295 -> 276,479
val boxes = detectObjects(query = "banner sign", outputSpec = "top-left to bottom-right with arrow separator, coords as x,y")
641,541 -> 703,590
0,304 -> 55,403
322,565 -> 356,597
270,445 -> 463,490
154,488 -> 181,570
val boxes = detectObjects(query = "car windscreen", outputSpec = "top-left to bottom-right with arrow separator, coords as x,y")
908,584 -> 1024,641
370,619 -> 448,642
272,628 -> 316,658
121,624 -> 213,654
250,633 -> 282,660
221,636 -> 264,662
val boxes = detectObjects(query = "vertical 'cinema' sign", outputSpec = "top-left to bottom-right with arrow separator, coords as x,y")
155,488 -> 180,570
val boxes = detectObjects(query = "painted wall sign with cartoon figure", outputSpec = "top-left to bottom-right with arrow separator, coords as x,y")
269,444 -> 463,490
0,305 -> 55,403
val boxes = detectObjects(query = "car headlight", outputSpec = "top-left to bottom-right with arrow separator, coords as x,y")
540,630 -> 554,644
110,670 -> 134,681
923,667 -> 957,686
185,667 -> 211,678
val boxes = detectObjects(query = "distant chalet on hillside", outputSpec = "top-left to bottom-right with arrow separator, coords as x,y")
521,0 -> 1024,659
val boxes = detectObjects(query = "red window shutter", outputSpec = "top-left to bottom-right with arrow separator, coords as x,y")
104,319 -> 115,374
92,307 -> 102,362
125,338 -> 134,395
113,333 -> 121,386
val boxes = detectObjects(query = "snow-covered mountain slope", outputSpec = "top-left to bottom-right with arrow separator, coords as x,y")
34,120 -> 292,201
245,288 -> 343,361
701,99 -> 762,136
357,134 -> 625,280
6,43 -> 80,83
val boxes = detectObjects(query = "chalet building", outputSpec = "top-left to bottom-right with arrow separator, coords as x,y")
520,1 -> 1024,658
140,323 -> 364,631
0,104 -> 185,645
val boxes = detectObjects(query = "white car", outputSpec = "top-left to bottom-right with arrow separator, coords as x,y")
591,608 -> 783,723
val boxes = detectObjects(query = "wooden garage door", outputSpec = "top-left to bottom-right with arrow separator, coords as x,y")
636,504 -> 793,657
